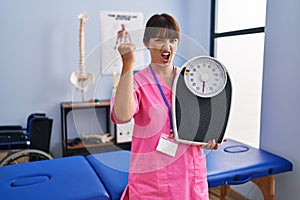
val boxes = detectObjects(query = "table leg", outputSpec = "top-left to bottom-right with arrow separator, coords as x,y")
210,175 -> 276,200
209,185 -> 230,200
252,175 -> 276,200
220,185 -> 231,200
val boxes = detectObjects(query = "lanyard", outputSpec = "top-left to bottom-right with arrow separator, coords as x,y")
149,65 -> 174,137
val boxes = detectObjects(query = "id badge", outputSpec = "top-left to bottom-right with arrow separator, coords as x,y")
156,134 -> 178,157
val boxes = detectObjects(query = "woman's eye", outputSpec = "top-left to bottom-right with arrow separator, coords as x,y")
155,38 -> 163,42
170,38 -> 178,43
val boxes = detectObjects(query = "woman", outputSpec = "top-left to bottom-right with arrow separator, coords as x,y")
111,13 -> 216,200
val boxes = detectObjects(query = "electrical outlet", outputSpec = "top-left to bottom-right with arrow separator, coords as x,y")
116,119 -> 134,143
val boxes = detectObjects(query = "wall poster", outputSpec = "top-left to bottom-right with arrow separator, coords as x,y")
100,10 -> 144,75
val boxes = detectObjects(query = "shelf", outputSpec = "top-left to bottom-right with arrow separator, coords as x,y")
60,100 -> 131,157
65,139 -> 130,156
61,100 -> 110,109
66,139 -> 114,150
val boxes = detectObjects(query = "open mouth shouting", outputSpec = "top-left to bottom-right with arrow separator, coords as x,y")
161,51 -> 171,63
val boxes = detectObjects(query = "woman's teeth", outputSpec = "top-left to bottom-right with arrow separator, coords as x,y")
162,52 -> 170,60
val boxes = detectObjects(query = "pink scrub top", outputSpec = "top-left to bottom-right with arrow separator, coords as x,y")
111,66 -> 209,200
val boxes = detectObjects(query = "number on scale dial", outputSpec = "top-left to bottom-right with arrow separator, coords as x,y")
184,56 -> 227,98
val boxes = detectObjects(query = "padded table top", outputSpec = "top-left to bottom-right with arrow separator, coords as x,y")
0,156 -> 110,200
206,139 -> 293,187
0,139 -> 292,200
87,139 -> 293,199
86,150 -> 130,200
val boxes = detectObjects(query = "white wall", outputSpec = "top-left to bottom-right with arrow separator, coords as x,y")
0,0 -> 210,157
260,0 -> 300,199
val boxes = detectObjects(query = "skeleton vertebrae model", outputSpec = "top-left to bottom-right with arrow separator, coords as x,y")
70,12 -> 95,97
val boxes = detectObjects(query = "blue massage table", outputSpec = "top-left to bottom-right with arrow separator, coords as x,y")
206,139 -> 293,199
0,156 -> 110,200
0,139 -> 292,200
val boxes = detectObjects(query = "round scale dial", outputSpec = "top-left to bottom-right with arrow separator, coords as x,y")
184,56 -> 227,98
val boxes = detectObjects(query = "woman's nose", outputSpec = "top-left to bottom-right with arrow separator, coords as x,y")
162,39 -> 171,50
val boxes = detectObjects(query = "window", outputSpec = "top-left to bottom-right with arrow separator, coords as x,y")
210,0 -> 267,147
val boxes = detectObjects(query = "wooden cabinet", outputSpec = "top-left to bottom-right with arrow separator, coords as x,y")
60,101 -> 131,156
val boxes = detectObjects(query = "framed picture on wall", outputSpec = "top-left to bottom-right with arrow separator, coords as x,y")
100,10 -> 144,75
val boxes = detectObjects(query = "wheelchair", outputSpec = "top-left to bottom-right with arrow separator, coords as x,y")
0,113 -> 53,166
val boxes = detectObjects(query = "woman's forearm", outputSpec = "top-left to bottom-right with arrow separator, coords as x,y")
113,43 -> 136,122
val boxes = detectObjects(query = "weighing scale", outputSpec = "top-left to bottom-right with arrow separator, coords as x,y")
172,56 -> 232,145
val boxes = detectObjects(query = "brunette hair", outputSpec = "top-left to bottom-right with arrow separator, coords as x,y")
143,13 -> 180,45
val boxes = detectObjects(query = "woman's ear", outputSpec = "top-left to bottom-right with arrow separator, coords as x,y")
144,41 -> 149,49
